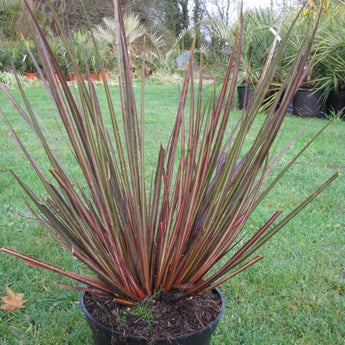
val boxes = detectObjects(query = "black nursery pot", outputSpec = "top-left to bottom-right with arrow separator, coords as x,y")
81,289 -> 225,345
293,88 -> 324,118
237,85 -> 256,110
326,90 -> 345,118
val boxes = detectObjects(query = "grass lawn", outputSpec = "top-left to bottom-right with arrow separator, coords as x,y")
0,81 -> 344,345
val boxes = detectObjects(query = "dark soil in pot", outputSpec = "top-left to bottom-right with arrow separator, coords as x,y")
81,289 -> 224,345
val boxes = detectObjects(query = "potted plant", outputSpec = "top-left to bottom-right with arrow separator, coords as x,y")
71,30 -> 91,80
292,71 -> 325,117
312,3 -> 345,119
19,40 -> 39,79
285,6 -> 329,118
88,55 -> 98,81
0,44 -> 11,73
0,2 -> 339,345
236,8 -> 285,111
237,71 -> 259,110
48,35 -> 72,81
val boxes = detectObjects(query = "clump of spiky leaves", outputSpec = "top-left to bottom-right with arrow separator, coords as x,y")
0,1 -> 339,305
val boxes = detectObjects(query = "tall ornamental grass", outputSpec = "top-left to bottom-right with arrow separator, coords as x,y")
0,0 -> 338,305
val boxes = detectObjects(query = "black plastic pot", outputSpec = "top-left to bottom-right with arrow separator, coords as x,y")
237,85 -> 255,110
293,88 -> 324,118
81,289 -> 225,345
326,90 -> 345,118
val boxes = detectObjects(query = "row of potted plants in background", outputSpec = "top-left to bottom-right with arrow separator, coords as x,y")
231,4 -> 345,119
0,27 -> 114,79
23,70 -> 110,81
0,9 -> 180,83
287,3 -> 345,119
237,85 -> 345,119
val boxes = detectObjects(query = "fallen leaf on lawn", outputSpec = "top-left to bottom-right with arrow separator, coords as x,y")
0,285 -> 27,311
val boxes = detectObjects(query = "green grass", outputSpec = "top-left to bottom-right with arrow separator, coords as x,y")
0,82 -> 344,345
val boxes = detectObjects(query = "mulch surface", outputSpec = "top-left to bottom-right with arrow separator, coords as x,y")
84,289 -> 223,344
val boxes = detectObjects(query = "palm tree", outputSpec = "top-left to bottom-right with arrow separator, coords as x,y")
94,14 -> 147,59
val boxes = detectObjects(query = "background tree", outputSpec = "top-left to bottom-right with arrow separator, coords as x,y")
0,0 -> 18,11
0,0 -> 46,39
44,0 -> 113,32
202,0 -> 236,26
1,0 -> 208,49
0,0 -> 42,11
193,0 -> 204,48
123,0 -> 193,49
